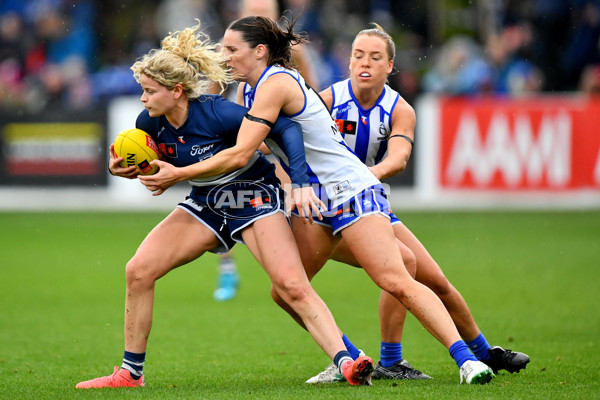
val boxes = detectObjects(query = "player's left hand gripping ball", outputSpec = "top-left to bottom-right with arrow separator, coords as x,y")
114,129 -> 159,175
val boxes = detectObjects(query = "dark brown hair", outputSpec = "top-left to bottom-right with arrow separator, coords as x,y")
227,14 -> 308,68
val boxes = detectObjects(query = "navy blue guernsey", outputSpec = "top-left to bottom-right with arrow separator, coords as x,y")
135,94 -> 308,203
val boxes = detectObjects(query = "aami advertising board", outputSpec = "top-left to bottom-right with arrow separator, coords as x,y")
438,97 -> 600,191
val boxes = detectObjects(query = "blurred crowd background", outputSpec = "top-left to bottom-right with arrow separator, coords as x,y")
2,0 -> 600,115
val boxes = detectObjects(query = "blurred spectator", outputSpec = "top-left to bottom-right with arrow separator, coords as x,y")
422,35 -> 494,96
0,0 -> 98,112
561,0 -> 600,90
214,0 -> 322,94
155,0 -> 223,39
318,36 -> 352,89
0,12 -> 30,108
486,22 -> 544,97
37,3 -> 96,70
2,0 -> 600,115
579,64 -> 600,95
284,0 -> 321,36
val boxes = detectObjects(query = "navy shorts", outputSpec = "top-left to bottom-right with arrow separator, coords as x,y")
178,180 -> 286,254
293,184 -> 394,235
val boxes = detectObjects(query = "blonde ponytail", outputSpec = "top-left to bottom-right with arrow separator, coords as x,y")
131,20 -> 233,98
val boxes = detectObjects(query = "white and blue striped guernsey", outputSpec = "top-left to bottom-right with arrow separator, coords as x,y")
329,79 -> 400,167
243,65 -> 380,208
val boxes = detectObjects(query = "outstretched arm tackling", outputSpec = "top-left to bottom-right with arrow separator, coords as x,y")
369,99 -> 415,180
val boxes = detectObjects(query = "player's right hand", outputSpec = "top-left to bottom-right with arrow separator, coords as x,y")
109,143 -> 139,179
289,186 -> 325,224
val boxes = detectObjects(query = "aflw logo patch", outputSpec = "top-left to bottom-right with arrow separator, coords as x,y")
335,119 -> 357,135
159,143 -> 178,158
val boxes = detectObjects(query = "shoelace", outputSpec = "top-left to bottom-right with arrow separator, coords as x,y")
108,366 -> 120,384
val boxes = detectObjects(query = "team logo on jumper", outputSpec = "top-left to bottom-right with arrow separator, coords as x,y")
159,143 -> 178,158
335,119 -> 357,135
191,143 -> 214,157
207,180 -> 277,219
335,104 -> 352,115
377,123 -> 390,141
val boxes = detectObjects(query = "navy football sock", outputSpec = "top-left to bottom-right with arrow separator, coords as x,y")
333,350 -> 353,373
122,351 -> 145,380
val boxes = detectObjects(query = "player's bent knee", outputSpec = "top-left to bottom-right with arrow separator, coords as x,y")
272,280 -> 311,305
423,272 -> 453,297
403,252 -> 417,278
125,256 -> 157,288
270,285 -> 285,306
376,276 -> 413,301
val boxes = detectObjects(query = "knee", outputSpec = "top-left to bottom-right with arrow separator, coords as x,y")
272,277 -> 311,305
402,250 -> 417,279
270,284 -> 286,307
375,275 -> 411,301
422,271 -> 454,298
125,255 -> 156,290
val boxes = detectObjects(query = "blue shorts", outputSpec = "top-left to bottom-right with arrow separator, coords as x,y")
178,180 -> 286,254
293,184 -> 393,235
389,210 -> 401,225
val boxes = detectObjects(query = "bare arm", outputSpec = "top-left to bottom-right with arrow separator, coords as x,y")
137,117 -> 271,196
139,74 -> 323,220
369,98 -> 416,180
139,74 -> 299,193
184,118 -> 271,178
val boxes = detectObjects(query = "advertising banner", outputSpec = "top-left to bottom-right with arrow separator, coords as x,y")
438,97 -> 600,191
0,110 -> 107,186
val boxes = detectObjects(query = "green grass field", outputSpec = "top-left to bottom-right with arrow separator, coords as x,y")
1,210 -> 599,399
